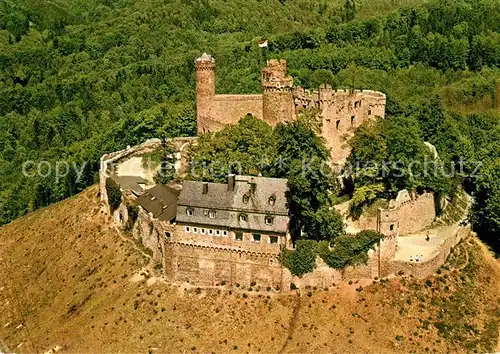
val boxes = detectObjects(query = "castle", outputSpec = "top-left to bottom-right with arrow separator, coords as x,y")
97,54 -> 471,290
195,53 -> 387,164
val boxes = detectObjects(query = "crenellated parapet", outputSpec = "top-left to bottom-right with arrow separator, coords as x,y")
194,53 -> 387,164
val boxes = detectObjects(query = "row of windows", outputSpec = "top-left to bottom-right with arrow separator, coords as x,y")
185,208 -> 274,225
242,195 -> 276,206
184,226 -> 279,244
185,226 -> 228,237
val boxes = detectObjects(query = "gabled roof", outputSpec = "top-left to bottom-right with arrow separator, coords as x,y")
176,175 -> 289,233
137,185 -> 180,222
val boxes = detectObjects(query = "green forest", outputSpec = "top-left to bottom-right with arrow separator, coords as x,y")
0,0 -> 499,252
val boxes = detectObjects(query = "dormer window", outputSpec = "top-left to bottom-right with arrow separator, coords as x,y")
239,213 -> 248,222
186,208 -> 194,216
242,194 -> 249,204
208,210 -> 216,219
265,216 -> 274,225
268,196 -> 276,206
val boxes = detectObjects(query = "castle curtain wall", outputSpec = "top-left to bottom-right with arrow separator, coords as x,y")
208,94 -> 264,131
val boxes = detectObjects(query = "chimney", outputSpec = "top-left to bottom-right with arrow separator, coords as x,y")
227,174 -> 235,191
250,178 -> 256,194
202,182 -> 208,194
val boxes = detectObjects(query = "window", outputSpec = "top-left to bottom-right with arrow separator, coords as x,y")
235,232 -> 243,241
216,230 -> 221,236
269,236 -> 279,244
265,216 -> 274,225
193,227 -> 198,234
186,208 -> 194,216
165,232 -> 171,239
351,115 -> 355,126
208,210 -> 216,218
390,224 -> 395,231
242,195 -> 249,204
368,106 -> 372,116
239,213 -> 248,222
208,229 -> 213,235
185,226 -> 191,233
222,230 -> 228,237
336,120 -> 340,130
200,228 -> 205,234
253,234 -> 261,243
268,196 -> 276,206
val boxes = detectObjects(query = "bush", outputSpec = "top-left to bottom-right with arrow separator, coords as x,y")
126,203 -> 139,230
318,230 -> 384,269
279,240 -> 317,277
106,178 -> 122,211
280,230 -> 383,276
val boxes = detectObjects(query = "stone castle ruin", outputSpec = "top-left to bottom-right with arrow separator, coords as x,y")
97,54 -> 472,290
195,53 -> 387,163
100,142 -> 470,289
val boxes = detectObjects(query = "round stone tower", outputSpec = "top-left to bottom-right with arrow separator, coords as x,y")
195,53 -> 215,134
261,59 -> 294,126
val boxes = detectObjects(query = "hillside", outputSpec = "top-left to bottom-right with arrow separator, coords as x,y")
1,187 -> 499,353
1,0 -> 499,254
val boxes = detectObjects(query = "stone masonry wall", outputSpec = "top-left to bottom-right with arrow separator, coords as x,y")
294,87 -> 386,162
199,94 -> 263,133
163,241 -> 291,288
392,226 -> 472,279
378,192 -> 436,236
170,224 -> 287,254
351,191 -> 436,238
99,137 -> 196,213
99,137 -> 196,261
195,54 -> 387,164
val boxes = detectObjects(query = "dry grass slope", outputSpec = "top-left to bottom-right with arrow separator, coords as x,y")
0,186 -> 499,353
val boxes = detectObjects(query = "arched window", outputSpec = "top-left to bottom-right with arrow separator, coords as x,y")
336,120 -> 341,130
268,196 -> 276,206
208,210 -> 216,218
186,208 -> 194,216
242,194 -> 249,204
239,213 -> 248,222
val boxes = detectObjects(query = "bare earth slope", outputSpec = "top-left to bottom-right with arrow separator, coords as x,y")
0,187 -> 499,353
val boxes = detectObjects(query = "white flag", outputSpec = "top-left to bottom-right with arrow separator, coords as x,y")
258,40 -> 268,48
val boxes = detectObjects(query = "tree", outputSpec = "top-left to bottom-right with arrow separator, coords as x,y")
471,159 -> 500,254
188,115 -> 276,182
154,141 -> 176,185
342,0 -> 356,22
273,113 -> 344,242
105,178 -> 122,211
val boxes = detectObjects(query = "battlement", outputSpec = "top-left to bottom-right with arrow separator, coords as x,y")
195,52 -> 215,64
194,52 -> 387,164
261,59 -> 293,90
292,86 -> 386,109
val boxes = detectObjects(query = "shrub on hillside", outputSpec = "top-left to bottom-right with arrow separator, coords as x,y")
106,178 -> 122,211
